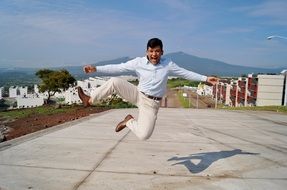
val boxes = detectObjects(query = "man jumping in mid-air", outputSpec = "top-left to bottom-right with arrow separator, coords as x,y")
78,38 -> 218,140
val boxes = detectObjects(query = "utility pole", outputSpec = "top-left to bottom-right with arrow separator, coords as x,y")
282,70 -> 287,106
196,93 -> 198,109
215,83 -> 218,109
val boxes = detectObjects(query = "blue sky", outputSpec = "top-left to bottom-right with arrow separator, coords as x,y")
0,0 -> 286,69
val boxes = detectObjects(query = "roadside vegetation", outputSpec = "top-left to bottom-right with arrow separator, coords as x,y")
177,91 -> 192,108
94,94 -> 137,109
167,78 -> 200,88
218,105 -> 287,114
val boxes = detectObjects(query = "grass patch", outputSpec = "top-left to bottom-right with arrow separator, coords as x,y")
177,91 -> 192,108
96,94 -> 137,109
167,78 -> 199,88
219,105 -> 287,114
0,96 -> 137,121
0,105 -> 79,120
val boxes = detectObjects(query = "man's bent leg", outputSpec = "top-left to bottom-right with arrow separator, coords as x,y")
126,94 -> 160,140
90,77 -> 139,104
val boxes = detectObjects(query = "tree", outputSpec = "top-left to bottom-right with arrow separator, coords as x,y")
36,69 -> 76,103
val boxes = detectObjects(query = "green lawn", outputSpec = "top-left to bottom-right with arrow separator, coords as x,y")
177,91 -> 193,108
0,98 -> 136,121
167,78 -> 199,88
0,105 -> 79,120
219,105 -> 287,114
175,92 -> 287,113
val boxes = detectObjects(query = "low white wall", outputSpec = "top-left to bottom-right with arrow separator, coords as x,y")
257,75 -> 284,106
16,97 -> 44,108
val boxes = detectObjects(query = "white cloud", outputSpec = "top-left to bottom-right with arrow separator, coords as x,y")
0,0 -> 286,68
217,27 -> 254,34
233,0 -> 287,26
0,0 -> 173,67
0,2 -> 158,45
157,0 -> 192,12
249,1 -> 287,18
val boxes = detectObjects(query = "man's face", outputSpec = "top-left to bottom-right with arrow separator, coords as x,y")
146,46 -> 163,65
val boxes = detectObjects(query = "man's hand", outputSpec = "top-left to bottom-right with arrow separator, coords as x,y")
83,65 -> 96,74
206,76 -> 219,86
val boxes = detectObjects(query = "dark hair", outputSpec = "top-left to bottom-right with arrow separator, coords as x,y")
147,38 -> 163,50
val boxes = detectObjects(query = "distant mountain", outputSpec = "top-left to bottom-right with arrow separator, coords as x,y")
62,57 -> 132,79
64,52 -> 284,78
0,67 -> 37,74
164,52 -> 284,76
94,57 -> 131,66
0,70 -> 39,87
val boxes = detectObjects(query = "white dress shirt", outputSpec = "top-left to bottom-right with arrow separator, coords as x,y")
96,56 -> 207,97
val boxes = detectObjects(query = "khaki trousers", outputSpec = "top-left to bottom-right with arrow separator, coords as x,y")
90,77 -> 160,140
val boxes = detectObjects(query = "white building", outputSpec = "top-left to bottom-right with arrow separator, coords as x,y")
9,86 -> 18,98
19,86 -> 28,97
0,87 -> 4,99
9,86 -> 28,98
197,83 -> 213,96
34,84 -> 39,94
64,87 -> 81,105
34,85 -> 49,99
77,77 -> 107,90
256,75 -> 284,106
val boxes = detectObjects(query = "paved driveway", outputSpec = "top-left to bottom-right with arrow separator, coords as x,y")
0,108 -> 287,190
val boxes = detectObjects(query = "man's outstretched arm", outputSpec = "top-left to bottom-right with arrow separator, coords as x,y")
169,61 -> 219,85
82,58 -> 138,75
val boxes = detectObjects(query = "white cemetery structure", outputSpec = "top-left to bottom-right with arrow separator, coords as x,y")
0,87 -> 4,99
1,76 -> 138,109
197,83 -> 213,96
8,86 -> 28,98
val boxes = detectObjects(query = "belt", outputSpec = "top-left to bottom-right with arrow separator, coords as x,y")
141,92 -> 162,101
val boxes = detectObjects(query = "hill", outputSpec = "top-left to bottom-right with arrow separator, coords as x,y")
64,52 -> 283,78
63,57 -> 131,79
164,52 -> 283,76
0,68 -> 39,87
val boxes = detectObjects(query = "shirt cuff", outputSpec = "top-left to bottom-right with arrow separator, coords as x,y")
201,76 -> 208,82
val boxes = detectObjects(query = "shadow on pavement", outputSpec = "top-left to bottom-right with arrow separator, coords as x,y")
168,149 -> 259,174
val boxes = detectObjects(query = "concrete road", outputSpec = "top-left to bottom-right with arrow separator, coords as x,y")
0,108 -> 287,190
